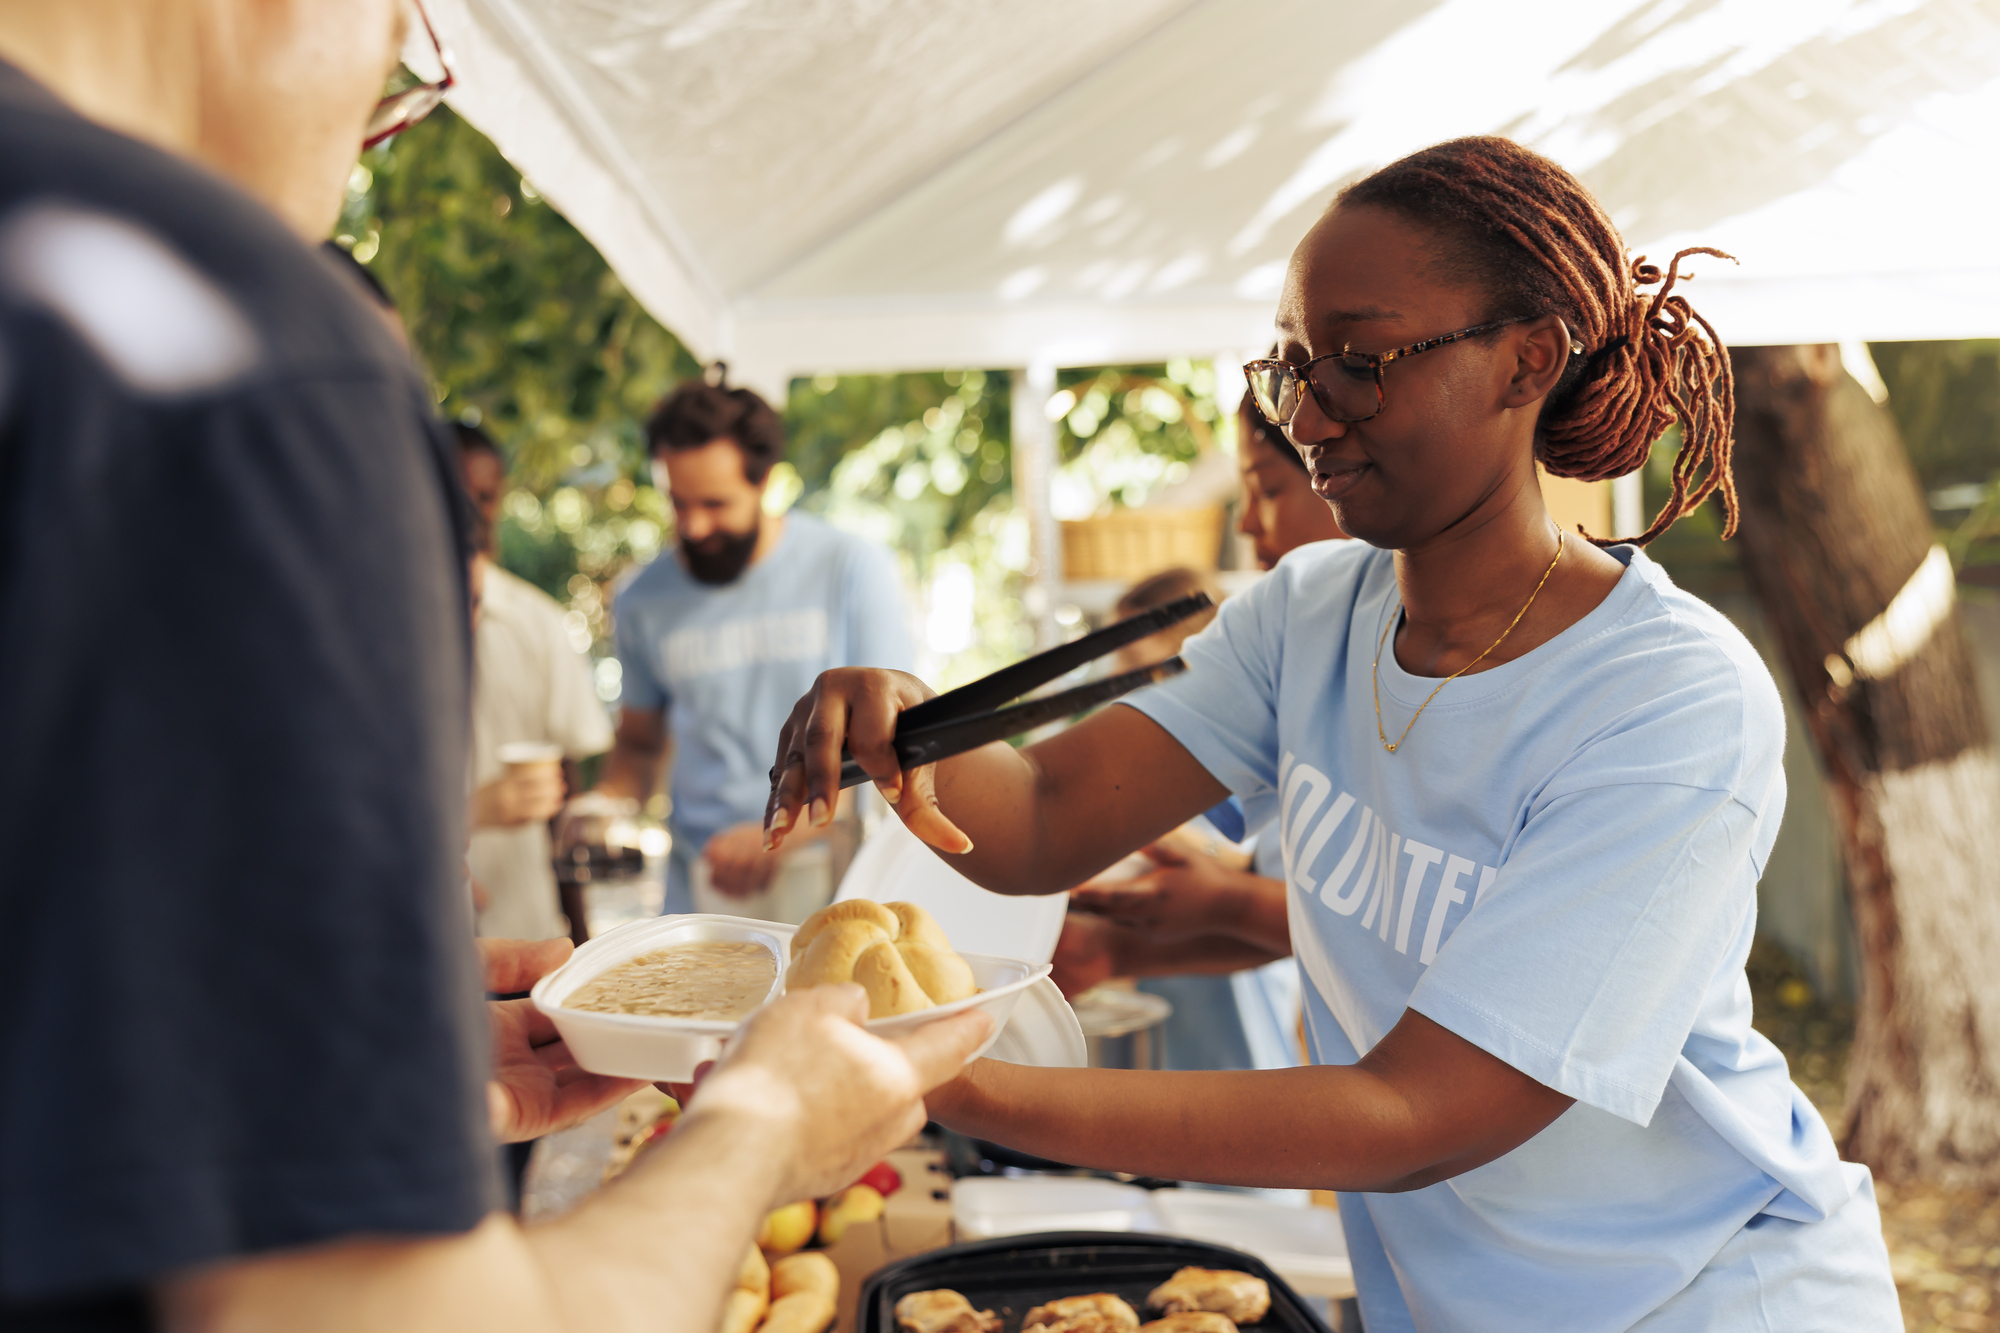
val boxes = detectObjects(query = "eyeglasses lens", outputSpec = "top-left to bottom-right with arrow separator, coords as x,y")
364,84 -> 448,148
1248,366 -> 1295,425
1306,357 -> 1382,422
1250,358 -> 1381,425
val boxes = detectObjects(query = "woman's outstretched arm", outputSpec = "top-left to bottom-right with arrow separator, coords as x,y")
929,1009 -> 1575,1194
764,669 -> 1228,895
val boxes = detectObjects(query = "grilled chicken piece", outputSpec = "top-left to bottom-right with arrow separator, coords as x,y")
894,1289 -> 1002,1333
1140,1314 -> 1238,1333
1023,1292 -> 1142,1333
1146,1268 -> 1271,1324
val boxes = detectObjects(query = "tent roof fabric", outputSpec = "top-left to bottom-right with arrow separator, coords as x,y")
428,0 -> 2000,396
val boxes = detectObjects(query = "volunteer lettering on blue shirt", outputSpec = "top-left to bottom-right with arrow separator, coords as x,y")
595,375 -> 912,912
764,137 -> 1900,1331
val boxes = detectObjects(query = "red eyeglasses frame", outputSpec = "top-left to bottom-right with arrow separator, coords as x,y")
362,1 -> 457,150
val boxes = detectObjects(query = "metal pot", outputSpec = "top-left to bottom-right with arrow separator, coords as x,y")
1070,985 -> 1173,1070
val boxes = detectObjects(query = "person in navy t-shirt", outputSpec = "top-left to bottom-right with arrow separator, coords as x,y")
767,136 -> 1899,1331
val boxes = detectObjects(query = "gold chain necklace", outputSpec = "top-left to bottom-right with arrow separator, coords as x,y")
1372,527 -> 1566,754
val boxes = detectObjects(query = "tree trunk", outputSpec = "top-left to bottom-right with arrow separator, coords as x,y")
1729,343 -> 2000,1186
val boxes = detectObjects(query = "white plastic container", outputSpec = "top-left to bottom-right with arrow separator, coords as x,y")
1151,1189 -> 1352,1297
530,914 -> 791,1082
952,1176 -> 1160,1239
533,912 -> 1057,1082
949,1177 -> 1353,1299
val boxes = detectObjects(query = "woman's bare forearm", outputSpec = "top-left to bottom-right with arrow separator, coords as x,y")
929,1011 -> 1575,1195
922,709 -> 1228,896
935,1061 -> 1423,1192
770,673 -> 1225,893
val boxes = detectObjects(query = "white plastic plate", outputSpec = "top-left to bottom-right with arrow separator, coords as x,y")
534,913 -> 1055,1082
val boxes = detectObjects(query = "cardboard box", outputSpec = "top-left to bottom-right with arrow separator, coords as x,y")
825,1148 -> 956,1333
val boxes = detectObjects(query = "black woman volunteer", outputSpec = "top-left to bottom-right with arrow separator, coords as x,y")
765,137 -> 1898,1330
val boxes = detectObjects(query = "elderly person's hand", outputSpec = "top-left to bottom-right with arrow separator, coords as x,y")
687,983 -> 992,1203
480,937 -> 647,1143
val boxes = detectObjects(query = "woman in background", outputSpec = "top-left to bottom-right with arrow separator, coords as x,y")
1057,415 -> 1349,1066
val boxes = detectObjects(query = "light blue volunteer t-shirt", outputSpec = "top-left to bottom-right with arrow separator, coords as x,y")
1127,540 -> 1898,1332
614,512 -> 912,903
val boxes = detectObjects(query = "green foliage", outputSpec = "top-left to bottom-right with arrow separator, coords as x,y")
786,368 -> 1014,566
1635,424 -> 1742,596
1869,341 -> 2000,570
334,105 -> 698,623
1048,361 -> 1225,516
1870,341 -> 2000,492
331,108 -> 1232,682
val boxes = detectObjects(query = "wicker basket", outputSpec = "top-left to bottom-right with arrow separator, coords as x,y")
1059,506 -> 1225,582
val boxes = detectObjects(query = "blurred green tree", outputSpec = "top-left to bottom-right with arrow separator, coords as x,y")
333,106 -> 1230,683
335,105 -> 698,624
1871,340 -> 2000,492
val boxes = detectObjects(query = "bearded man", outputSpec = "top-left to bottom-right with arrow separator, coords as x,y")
595,378 -> 912,915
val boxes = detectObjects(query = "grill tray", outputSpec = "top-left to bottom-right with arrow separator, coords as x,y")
857,1231 -> 1331,1333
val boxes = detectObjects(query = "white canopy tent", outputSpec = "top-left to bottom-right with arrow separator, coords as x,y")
414,0 -> 2000,614
424,0 -> 2000,397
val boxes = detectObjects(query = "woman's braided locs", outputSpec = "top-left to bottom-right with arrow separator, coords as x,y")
1339,137 -> 1739,544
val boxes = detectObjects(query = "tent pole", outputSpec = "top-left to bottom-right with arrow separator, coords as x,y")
1011,362 -> 1063,650
1612,472 -> 1644,539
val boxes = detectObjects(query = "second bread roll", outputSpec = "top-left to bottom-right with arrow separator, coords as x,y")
761,1292 -> 837,1333
853,939 -> 935,1017
885,901 -> 953,952
788,918 -> 893,989
792,900 -> 901,959
770,1251 -> 839,1303
720,1288 -> 767,1333
896,940 -> 977,1004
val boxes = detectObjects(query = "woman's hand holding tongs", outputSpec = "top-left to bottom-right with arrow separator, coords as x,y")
764,668 -> 976,857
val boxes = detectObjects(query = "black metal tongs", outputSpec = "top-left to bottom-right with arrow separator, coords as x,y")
826,592 -> 1213,791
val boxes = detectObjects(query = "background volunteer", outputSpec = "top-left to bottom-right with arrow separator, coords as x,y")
596,377 -> 912,916
460,420 -> 613,940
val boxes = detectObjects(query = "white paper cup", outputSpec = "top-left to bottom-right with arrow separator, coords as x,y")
496,740 -> 564,770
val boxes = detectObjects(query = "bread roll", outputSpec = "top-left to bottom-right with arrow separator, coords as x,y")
760,1291 -> 837,1333
737,1244 -> 770,1295
792,900 -> 901,958
896,940 -> 976,1004
720,1288 -> 767,1333
787,918 -> 893,989
885,901 -> 953,952
770,1251 -> 839,1303
853,939 -> 935,1017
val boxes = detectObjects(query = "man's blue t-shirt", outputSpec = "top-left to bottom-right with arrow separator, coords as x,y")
614,511 -> 912,862
1127,540 -> 1897,1331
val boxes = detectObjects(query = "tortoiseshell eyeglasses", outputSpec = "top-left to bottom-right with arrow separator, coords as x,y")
363,0 -> 456,150
1244,318 -> 1535,427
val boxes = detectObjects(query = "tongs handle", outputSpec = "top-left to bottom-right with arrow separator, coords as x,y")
894,592 -> 1211,732
835,657 -> 1186,790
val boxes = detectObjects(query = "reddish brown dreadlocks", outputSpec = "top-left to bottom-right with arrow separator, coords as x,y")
1339,136 -> 1738,543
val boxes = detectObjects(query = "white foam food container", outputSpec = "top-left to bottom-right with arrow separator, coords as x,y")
532,912 -> 1056,1082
